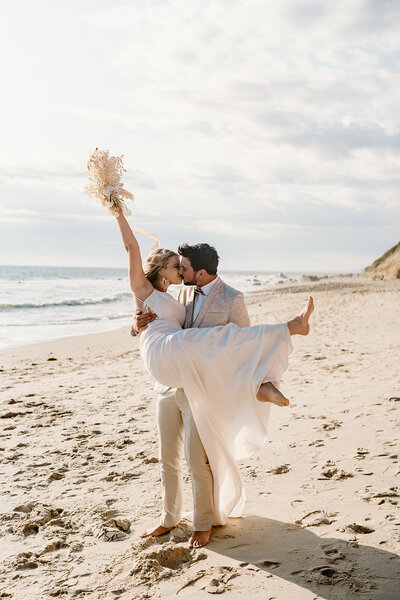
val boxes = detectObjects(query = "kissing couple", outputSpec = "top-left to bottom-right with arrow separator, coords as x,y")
110,209 -> 314,549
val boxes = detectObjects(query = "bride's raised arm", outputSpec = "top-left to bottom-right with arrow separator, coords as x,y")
115,209 -> 153,299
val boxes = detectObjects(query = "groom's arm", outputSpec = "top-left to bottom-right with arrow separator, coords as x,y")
229,293 -> 250,327
131,309 -> 157,336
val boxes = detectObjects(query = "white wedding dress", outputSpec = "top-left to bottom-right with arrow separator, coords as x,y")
139,289 -> 292,526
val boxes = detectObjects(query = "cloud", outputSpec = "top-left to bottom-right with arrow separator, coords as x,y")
1,0 -> 399,270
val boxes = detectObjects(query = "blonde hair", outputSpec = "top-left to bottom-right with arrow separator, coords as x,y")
143,248 -> 178,289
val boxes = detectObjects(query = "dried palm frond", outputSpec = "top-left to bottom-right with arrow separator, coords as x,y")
85,148 -> 133,216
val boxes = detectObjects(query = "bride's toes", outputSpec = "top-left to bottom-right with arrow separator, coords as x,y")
257,382 -> 290,407
305,296 -> 314,319
297,296 -> 314,335
277,395 -> 290,407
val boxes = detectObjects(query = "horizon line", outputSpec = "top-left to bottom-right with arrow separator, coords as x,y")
0,263 -> 360,275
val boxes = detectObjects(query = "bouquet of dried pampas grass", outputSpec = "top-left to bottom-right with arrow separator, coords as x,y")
85,148 -> 133,216
85,148 -> 160,249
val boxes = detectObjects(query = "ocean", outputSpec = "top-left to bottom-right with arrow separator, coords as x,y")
0,265 -> 313,350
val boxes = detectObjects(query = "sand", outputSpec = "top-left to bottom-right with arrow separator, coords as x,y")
0,276 -> 399,599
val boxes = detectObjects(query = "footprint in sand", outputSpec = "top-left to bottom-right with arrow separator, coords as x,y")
295,510 -> 338,527
338,523 -> 375,534
48,471 -> 65,482
355,448 -> 369,460
90,506 -> 131,542
270,464 -> 290,475
318,461 -> 353,480
361,487 -> 399,505
292,565 -> 351,586
0,411 -> 23,420
7,552 -> 38,570
13,502 -> 66,536
318,420 -> 342,432
98,520 -> 208,589
95,527 -> 129,542
37,538 -> 68,555
101,470 -> 142,482
128,536 -> 207,585
257,560 -> 281,568
322,545 -> 346,562
310,565 -> 344,584
94,516 -> 131,542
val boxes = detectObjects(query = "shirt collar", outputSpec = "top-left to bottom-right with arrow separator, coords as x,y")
199,276 -> 219,296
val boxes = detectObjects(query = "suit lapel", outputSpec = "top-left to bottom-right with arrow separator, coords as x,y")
193,278 -> 223,328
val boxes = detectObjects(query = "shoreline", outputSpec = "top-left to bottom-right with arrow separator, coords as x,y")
1,274 -> 396,358
0,325 -> 138,368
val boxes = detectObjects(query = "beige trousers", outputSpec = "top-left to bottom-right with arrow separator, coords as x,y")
157,387 -> 214,531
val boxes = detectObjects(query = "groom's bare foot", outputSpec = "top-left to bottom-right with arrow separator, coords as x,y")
257,382 -> 289,406
288,296 -> 314,336
189,528 -> 212,549
140,525 -> 174,538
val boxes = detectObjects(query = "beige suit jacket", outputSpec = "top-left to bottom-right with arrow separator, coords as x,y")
178,277 -> 250,329
154,278 -> 250,394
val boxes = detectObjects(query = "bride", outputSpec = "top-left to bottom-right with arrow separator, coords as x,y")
114,208 -> 314,527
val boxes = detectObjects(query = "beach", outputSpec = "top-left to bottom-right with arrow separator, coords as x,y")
1,276 -> 399,599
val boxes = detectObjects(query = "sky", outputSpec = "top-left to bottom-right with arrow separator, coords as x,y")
0,0 -> 399,272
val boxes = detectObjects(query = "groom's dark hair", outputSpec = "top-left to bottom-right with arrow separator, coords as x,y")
178,243 -> 219,275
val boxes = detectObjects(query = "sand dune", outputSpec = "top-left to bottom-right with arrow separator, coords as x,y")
365,241 -> 400,279
0,276 -> 399,599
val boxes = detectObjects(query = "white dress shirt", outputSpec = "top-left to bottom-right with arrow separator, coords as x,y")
192,276 -> 220,322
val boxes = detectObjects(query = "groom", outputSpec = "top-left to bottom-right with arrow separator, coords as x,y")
134,243 -> 250,548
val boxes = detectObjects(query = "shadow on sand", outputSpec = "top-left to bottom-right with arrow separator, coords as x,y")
210,515 -> 400,599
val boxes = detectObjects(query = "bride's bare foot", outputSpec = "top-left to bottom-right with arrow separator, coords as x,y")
257,382 -> 289,407
140,525 -> 174,538
189,528 -> 212,549
288,296 -> 314,336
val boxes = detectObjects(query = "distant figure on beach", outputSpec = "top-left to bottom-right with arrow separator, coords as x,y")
112,208 -> 313,549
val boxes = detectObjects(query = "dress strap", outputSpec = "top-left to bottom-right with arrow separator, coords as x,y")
133,294 -> 146,306
133,289 -> 157,316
